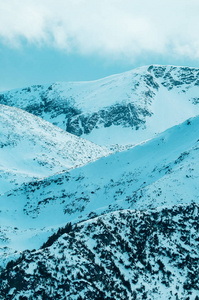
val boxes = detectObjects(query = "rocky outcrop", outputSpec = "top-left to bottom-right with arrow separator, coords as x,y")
1,203 -> 198,300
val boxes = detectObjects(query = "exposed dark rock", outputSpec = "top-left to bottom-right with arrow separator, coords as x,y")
1,203 -> 198,300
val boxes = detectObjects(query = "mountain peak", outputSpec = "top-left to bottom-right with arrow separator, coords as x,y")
1,64 -> 199,146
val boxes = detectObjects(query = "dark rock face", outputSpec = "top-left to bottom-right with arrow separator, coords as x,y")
0,90 -> 153,137
1,203 -> 198,300
148,65 -> 167,78
143,73 -> 160,90
66,103 -> 152,136
148,65 -> 199,89
25,96 -> 81,125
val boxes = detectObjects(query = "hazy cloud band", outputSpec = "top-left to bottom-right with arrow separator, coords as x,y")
0,0 -> 199,60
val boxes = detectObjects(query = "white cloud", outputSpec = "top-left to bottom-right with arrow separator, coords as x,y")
0,0 -> 199,60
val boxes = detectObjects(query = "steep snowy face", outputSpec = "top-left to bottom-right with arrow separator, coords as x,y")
1,65 -> 199,145
1,204 -> 198,300
0,104 -> 110,194
1,115 -> 199,261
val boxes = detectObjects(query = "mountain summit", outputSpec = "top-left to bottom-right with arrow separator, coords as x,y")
1,65 -> 199,145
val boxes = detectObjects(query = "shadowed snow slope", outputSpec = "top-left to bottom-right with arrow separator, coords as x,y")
1,115 -> 199,261
1,65 -> 199,145
0,104 -> 110,194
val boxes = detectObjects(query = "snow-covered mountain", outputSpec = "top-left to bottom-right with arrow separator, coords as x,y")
1,203 -> 198,300
1,65 -> 199,300
0,104 -> 110,194
1,65 -> 199,145
1,115 -> 199,264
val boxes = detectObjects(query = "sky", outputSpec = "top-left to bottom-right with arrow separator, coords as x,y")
1,0 -> 199,91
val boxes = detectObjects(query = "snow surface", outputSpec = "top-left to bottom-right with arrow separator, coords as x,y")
0,104 -> 110,195
1,115 -> 199,263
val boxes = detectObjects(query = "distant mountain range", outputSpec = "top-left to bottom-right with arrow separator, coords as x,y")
0,65 -> 199,299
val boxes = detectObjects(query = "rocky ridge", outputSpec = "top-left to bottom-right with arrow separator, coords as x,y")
0,203 -> 198,299
1,65 -> 199,145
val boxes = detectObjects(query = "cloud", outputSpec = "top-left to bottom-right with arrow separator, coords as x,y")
0,0 -> 199,60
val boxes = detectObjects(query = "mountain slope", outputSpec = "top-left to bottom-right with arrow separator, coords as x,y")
1,65 -> 199,300
1,115 -> 199,262
0,104 -> 110,194
1,65 -> 199,145
1,203 -> 198,300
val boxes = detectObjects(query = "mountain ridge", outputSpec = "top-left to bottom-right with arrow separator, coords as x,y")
1,114 -> 199,264
1,203 -> 198,300
1,65 -> 199,145
0,104 -> 110,195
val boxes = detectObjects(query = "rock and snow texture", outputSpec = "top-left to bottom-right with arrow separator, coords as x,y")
0,204 -> 198,300
1,65 -> 199,300
0,104 -> 110,194
1,115 -> 199,262
1,65 -> 199,145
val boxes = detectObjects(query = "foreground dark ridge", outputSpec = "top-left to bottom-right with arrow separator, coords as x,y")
1,203 -> 198,300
